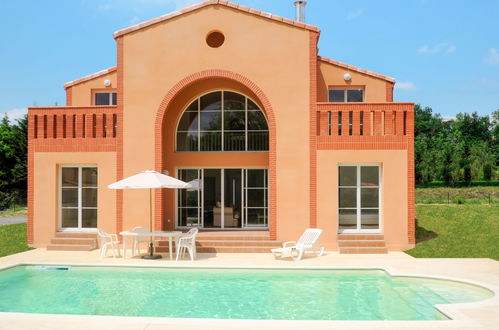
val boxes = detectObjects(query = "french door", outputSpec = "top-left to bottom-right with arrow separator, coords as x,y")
338,164 -> 381,233
59,166 -> 98,231
177,168 -> 268,229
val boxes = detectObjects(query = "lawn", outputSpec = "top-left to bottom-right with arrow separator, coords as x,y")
416,185 -> 498,204
0,223 -> 33,258
0,205 -> 28,217
405,204 -> 499,260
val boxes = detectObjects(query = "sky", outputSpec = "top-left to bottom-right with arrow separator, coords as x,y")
0,0 -> 498,122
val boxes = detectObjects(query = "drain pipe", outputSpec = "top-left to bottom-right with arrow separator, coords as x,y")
294,1 -> 307,23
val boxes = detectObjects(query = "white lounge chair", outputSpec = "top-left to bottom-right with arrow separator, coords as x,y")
176,228 -> 198,261
130,226 -> 150,257
97,229 -> 121,258
271,228 -> 324,261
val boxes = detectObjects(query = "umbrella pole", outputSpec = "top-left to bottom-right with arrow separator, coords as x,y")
142,188 -> 161,259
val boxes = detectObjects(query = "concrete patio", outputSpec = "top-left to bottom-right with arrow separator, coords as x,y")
1,249 -> 498,330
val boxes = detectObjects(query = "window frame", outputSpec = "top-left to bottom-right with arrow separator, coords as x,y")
328,87 -> 365,103
59,165 -> 98,232
175,90 -> 269,152
93,91 -> 117,106
338,163 -> 382,233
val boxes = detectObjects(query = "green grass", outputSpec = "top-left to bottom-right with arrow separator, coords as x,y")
0,223 -> 33,258
0,205 -> 27,217
405,205 -> 499,260
416,185 -> 498,204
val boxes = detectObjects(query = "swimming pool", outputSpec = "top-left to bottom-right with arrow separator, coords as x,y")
0,265 -> 493,320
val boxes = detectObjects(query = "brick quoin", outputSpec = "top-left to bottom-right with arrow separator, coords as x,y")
309,31 -> 319,229
153,69 -> 278,239
116,36 -> 124,236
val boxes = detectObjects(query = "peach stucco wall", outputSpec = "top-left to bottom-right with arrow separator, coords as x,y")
68,71 -> 117,106
119,5 -> 311,240
32,152 -> 116,247
317,61 -> 388,102
317,149 -> 413,251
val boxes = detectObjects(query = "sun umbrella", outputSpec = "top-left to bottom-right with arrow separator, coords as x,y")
108,170 -> 192,259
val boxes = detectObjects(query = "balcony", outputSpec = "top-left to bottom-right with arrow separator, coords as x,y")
315,102 -> 414,150
28,106 -> 119,152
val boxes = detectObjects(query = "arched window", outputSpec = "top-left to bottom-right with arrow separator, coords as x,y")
176,91 -> 269,152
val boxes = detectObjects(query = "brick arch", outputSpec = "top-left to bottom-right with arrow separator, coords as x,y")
154,69 -> 277,239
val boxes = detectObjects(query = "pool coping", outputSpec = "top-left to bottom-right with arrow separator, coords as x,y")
1,261 -> 498,328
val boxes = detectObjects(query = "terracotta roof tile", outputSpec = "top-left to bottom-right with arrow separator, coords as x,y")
113,0 -> 320,39
63,67 -> 117,88
318,56 -> 395,83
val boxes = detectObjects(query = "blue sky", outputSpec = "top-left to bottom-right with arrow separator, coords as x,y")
1,0 -> 498,121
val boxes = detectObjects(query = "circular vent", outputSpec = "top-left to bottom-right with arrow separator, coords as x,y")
206,31 -> 225,48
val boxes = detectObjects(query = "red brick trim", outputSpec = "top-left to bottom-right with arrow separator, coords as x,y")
27,116 -> 35,245
309,31 -> 319,229
116,37 -> 124,236
66,87 -> 73,106
386,81 -> 394,102
154,69 -> 277,239
114,0 -> 320,39
407,110 -> 415,244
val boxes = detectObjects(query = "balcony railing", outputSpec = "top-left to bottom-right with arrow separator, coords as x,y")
316,102 -> 414,149
28,106 -> 119,140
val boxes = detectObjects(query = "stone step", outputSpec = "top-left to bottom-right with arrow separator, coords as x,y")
46,244 -> 95,251
337,234 -> 384,241
51,237 -> 97,247
157,239 -> 281,248
195,234 -> 271,241
337,240 -> 386,247
155,246 -> 271,253
55,232 -> 97,239
339,247 -> 388,254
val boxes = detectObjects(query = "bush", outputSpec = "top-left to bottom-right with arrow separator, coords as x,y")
483,163 -> 493,181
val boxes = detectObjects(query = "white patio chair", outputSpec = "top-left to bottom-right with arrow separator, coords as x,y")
97,229 -> 121,258
130,226 -> 150,257
271,228 -> 324,261
176,228 -> 198,261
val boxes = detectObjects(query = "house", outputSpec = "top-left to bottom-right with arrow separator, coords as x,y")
27,0 -> 415,253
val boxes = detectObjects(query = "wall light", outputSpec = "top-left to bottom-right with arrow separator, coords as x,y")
343,73 -> 352,81
103,79 -> 111,87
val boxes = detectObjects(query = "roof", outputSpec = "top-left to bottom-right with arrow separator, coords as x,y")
318,56 -> 396,83
64,67 -> 117,89
113,0 -> 320,39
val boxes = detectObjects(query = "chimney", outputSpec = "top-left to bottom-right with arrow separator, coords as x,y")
294,1 -> 307,23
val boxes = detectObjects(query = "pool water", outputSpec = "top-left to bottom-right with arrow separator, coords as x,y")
0,266 -> 492,320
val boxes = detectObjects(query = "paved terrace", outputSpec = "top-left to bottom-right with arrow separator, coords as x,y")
1,249 -> 498,330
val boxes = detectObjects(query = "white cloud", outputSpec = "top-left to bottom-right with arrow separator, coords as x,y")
347,8 -> 365,20
2,108 -> 27,123
485,48 -> 499,66
395,82 -> 417,91
418,43 -> 456,55
140,0 -> 200,10
129,16 -> 140,24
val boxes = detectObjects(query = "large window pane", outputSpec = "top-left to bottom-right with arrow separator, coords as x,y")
247,111 -> 268,130
82,188 -> 97,207
329,90 -> 345,102
111,92 -> 117,105
361,188 -> 378,208
339,188 -> 357,208
61,168 -> 78,187
185,99 -> 198,111
247,131 -> 268,151
224,111 -> 245,130
82,168 -> 98,187
200,92 -> 221,110
339,166 -> 357,186
347,89 -> 364,102
200,131 -> 221,151
177,131 -> 198,151
200,111 -> 221,130
224,131 -> 245,151
247,170 -> 265,187
178,112 -> 198,131
95,92 -> 111,105
361,166 -> 379,187
361,209 -> 379,229
61,188 -> 78,207
247,208 -> 266,226
180,190 -> 198,207
223,91 -> 245,110
82,209 -> 97,228
61,208 -> 78,228
247,189 -> 265,207
339,209 -> 357,229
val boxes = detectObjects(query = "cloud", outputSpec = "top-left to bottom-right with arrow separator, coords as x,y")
395,82 -> 417,91
140,0 -> 200,9
129,16 -> 140,24
484,48 -> 499,66
1,108 -> 27,123
418,43 -> 456,54
347,8 -> 365,20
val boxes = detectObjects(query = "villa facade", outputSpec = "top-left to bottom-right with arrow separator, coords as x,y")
27,0 -> 415,253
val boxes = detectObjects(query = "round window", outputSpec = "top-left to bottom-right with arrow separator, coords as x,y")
206,31 -> 225,48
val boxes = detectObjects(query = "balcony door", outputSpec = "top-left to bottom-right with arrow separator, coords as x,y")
338,164 -> 381,233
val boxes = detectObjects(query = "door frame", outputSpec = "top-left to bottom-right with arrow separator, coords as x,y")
338,163 -> 382,234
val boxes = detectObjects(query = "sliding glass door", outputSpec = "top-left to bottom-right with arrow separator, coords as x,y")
177,168 -> 268,229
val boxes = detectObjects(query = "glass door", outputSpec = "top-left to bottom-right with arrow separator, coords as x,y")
224,169 -> 242,228
243,169 -> 268,227
338,165 -> 381,233
178,169 -> 202,227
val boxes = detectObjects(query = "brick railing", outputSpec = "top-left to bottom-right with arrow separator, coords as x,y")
315,102 -> 414,150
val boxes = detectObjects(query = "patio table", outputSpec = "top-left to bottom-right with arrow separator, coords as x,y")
120,230 -> 182,260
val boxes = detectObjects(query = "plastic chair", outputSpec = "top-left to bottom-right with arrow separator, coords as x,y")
97,229 -> 121,258
176,228 -> 198,261
130,226 -> 150,257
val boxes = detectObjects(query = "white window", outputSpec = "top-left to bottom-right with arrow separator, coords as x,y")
94,92 -> 117,105
60,166 -> 98,230
328,88 -> 364,102
338,165 -> 380,232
